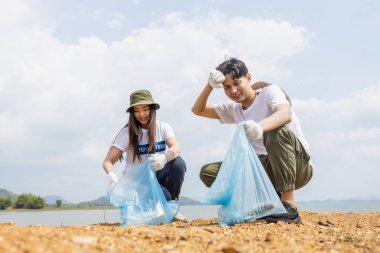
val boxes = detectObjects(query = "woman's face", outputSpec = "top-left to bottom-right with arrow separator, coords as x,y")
133,104 -> 150,128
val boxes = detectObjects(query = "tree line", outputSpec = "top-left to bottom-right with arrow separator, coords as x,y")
0,193 -> 46,209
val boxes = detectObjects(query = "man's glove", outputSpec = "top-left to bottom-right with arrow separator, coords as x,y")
243,120 -> 264,141
150,154 -> 168,171
208,69 -> 225,89
107,171 -> 118,184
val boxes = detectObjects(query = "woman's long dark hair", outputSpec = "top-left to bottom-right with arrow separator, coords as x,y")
127,104 -> 157,162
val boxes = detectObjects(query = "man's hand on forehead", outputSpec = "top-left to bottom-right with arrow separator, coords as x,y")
208,69 -> 225,89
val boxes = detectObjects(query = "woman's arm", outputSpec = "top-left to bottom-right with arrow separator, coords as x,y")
165,136 -> 181,162
103,147 -> 123,173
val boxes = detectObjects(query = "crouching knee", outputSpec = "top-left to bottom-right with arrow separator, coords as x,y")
171,156 -> 186,176
199,162 -> 221,188
199,165 -> 211,187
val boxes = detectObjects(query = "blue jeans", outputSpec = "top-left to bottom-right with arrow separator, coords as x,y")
156,156 -> 186,201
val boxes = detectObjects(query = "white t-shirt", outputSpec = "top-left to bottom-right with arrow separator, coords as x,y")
214,85 -> 310,156
112,120 -> 175,172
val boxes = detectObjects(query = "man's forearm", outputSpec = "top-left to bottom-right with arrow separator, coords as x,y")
259,106 -> 292,132
191,84 -> 213,115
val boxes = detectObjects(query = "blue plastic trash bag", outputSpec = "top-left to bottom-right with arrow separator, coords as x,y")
106,159 -> 179,226
202,123 -> 286,225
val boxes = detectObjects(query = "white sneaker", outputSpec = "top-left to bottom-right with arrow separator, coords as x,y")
173,212 -> 187,222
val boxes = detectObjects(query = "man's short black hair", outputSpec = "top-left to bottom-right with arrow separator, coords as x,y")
216,57 -> 248,80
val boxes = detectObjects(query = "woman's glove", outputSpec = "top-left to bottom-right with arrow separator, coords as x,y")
150,154 -> 168,171
208,69 -> 225,89
107,171 -> 118,184
243,120 -> 264,141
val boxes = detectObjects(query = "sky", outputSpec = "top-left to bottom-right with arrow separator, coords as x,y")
0,0 -> 379,203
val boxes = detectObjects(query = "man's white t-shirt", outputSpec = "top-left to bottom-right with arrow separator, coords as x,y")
112,120 -> 175,172
214,85 -> 310,156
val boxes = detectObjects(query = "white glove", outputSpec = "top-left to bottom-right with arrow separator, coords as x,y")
208,69 -> 225,89
150,154 -> 168,171
107,171 -> 118,184
243,120 -> 264,141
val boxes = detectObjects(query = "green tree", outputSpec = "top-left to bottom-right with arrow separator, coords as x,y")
13,194 -> 28,208
56,199 -> 62,208
13,193 -> 45,209
0,197 -> 12,210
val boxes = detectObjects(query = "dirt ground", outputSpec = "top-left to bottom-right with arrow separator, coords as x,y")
0,211 -> 379,253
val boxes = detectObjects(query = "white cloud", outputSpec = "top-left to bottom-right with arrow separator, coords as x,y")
0,4 -> 312,202
293,82 -> 380,133
105,13 -> 126,29
292,83 -> 380,200
0,0 -> 32,27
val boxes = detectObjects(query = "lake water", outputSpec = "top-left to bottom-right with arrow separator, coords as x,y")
0,206 -> 218,226
1,201 -> 379,226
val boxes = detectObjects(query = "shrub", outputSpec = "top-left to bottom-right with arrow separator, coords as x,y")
0,197 -> 12,210
13,193 -> 45,209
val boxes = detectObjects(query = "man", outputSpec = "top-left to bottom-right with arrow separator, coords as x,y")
191,57 -> 313,223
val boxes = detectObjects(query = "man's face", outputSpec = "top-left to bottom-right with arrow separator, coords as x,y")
222,73 -> 252,103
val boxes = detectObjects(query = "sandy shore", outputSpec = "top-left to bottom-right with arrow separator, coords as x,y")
0,211 -> 379,253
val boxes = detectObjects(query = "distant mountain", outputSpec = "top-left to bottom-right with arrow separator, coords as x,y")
0,188 -> 18,200
44,195 -> 73,205
178,196 -> 202,205
74,195 -> 202,207
76,196 -> 112,207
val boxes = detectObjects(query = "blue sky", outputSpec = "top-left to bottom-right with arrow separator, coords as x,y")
0,0 -> 379,203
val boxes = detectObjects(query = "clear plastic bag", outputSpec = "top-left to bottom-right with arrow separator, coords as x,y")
106,159 -> 179,226
203,123 -> 286,225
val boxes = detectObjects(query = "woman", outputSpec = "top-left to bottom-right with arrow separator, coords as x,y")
103,89 -> 186,221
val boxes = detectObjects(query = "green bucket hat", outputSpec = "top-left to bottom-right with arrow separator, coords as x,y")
126,90 -> 160,113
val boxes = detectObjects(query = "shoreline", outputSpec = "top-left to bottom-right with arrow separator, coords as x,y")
0,206 -> 117,213
0,211 -> 379,252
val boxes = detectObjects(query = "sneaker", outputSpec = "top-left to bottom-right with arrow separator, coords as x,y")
264,202 -> 301,224
173,212 -> 187,222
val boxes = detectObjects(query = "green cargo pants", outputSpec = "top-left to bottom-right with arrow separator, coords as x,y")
199,126 -> 313,192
